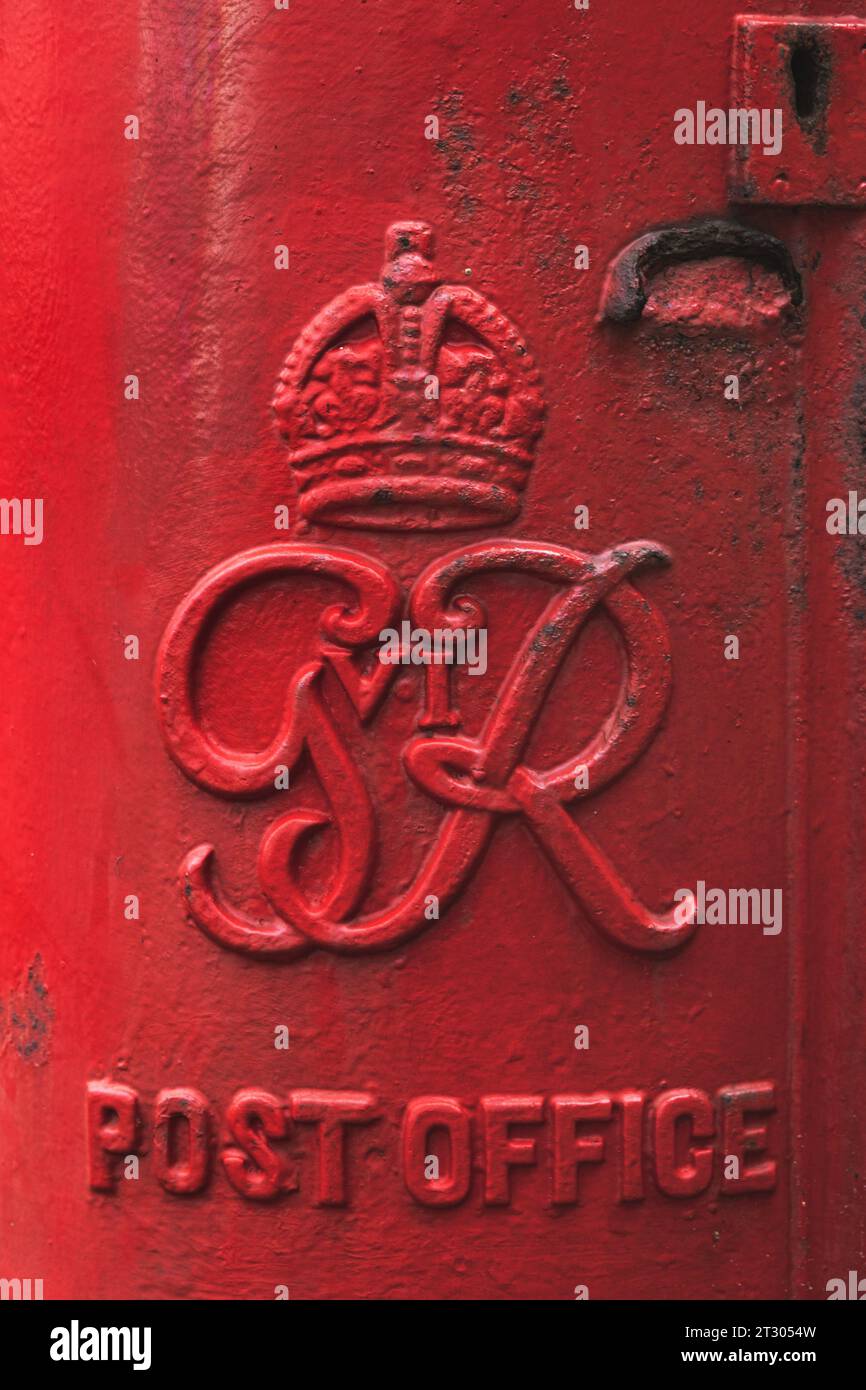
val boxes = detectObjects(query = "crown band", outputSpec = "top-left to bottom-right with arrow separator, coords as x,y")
298,476 -> 523,530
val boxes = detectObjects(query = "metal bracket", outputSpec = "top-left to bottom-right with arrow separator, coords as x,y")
730,15 -> 866,205
598,217 -> 802,323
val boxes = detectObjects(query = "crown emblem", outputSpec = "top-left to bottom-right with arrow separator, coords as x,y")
273,222 -> 545,529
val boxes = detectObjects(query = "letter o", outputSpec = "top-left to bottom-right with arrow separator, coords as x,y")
401,1096 -> 471,1206
153,1087 -> 211,1194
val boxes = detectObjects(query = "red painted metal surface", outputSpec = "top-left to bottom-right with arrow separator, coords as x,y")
1,1 -> 865,1301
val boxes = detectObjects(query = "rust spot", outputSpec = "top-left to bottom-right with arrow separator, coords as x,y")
432,92 -> 485,223
5,955 -> 54,1063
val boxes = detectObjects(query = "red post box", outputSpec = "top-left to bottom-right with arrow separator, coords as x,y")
1,0 -> 864,1302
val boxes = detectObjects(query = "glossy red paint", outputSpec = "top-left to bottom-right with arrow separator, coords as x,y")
1,1 -> 865,1302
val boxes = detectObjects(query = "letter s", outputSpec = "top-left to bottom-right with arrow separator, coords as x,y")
221,1089 -> 295,1200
